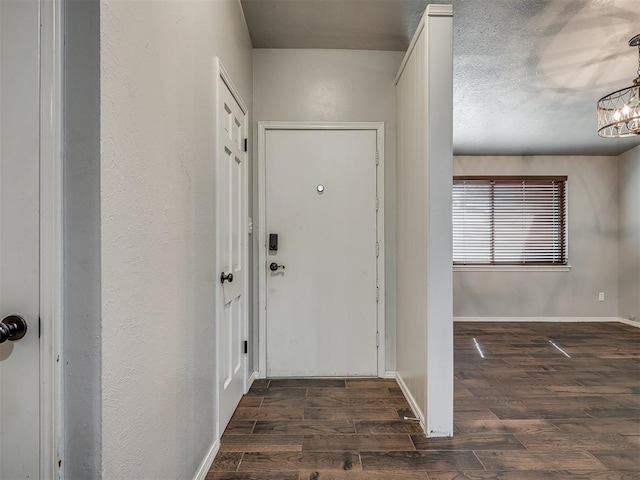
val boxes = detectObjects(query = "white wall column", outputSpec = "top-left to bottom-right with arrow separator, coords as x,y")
395,4 -> 453,437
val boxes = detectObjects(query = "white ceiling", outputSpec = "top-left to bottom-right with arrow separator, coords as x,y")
241,0 -> 640,156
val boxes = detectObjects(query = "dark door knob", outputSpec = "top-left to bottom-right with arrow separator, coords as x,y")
269,262 -> 285,272
0,315 -> 28,343
220,272 -> 234,284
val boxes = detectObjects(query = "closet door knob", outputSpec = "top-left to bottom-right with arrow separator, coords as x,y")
0,315 -> 28,343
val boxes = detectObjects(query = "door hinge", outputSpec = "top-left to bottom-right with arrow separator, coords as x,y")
376,242 -> 380,257
375,197 -> 379,211
376,287 -> 379,302
244,138 -> 248,152
375,151 -> 379,165
376,332 -> 380,347
248,217 -> 253,235
243,340 -> 248,354
39,317 -> 41,338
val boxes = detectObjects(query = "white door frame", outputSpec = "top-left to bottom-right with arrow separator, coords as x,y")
39,0 -> 64,478
257,121 -> 386,378
214,58 -> 250,437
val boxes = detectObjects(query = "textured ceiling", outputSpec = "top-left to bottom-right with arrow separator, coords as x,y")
241,0 -> 640,156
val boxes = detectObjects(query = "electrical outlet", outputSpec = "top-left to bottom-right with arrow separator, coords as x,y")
598,292 -> 605,302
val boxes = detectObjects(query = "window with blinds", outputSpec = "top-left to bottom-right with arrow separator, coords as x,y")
453,176 -> 568,265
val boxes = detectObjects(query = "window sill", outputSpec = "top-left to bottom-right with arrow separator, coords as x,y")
454,265 -> 572,272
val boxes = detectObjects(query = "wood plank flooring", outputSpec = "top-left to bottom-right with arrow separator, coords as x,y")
208,322 -> 640,479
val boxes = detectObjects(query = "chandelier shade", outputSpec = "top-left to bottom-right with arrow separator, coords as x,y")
597,34 -> 640,138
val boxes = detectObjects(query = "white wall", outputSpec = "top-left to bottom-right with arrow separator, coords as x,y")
396,6 -> 453,437
99,1 -> 252,478
253,48 -> 403,371
619,146 -> 640,322
454,155 -> 619,318
396,28 -> 427,426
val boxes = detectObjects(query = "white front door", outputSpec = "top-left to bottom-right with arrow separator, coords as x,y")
0,0 -> 41,478
264,128 -> 379,377
216,66 -> 248,435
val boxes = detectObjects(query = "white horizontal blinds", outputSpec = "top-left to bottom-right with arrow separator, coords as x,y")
452,181 -> 493,263
453,176 -> 567,265
493,179 -> 566,264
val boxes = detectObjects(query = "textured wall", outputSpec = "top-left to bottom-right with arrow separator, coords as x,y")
453,155 -> 619,318
253,48 -> 403,371
618,146 -> 640,323
100,0 -> 252,478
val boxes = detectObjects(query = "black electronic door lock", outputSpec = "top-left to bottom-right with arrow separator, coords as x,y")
269,233 -> 278,252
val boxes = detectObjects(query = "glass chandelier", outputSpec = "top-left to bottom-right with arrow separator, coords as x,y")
597,34 -> 640,138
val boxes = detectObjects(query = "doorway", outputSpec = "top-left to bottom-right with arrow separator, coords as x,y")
1,0 -> 61,477
215,59 -> 249,437
258,123 -> 385,378
0,1 -> 41,477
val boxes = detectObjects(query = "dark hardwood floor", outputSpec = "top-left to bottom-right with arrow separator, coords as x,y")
208,322 -> 640,479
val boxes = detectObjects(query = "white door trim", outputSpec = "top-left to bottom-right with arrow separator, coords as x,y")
39,0 -> 64,478
257,121 -> 386,378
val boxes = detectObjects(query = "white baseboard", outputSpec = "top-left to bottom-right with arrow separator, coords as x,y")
454,316 -> 628,324
617,317 -> 640,328
246,371 -> 258,391
384,370 -> 397,379
192,440 -> 220,480
394,373 -> 426,433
